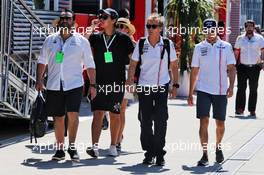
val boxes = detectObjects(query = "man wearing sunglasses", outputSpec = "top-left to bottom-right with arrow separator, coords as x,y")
188,19 -> 236,166
86,8 -> 134,158
36,9 -> 96,162
127,13 -> 179,166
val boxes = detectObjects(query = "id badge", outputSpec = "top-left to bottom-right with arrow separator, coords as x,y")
55,51 -> 64,63
104,51 -> 113,63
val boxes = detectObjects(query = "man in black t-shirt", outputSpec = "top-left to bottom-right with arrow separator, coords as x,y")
86,8 -> 134,158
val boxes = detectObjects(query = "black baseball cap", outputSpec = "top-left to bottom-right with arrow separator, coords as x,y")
98,8 -> 119,19
203,19 -> 217,28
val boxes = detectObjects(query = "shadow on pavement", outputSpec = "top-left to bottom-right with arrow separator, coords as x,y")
182,163 -> 227,174
25,144 -> 55,155
21,157 -> 124,169
119,163 -> 170,174
97,149 -> 142,157
21,149 -> 141,170
168,103 -> 189,107
228,115 -> 257,120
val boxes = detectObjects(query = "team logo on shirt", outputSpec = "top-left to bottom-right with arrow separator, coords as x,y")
216,46 -> 226,49
70,40 -> 78,46
200,47 -> 208,56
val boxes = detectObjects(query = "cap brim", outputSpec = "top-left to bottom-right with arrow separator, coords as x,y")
98,9 -> 111,16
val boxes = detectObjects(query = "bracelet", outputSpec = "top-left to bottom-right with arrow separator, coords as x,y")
36,79 -> 43,83
172,83 -> 180,88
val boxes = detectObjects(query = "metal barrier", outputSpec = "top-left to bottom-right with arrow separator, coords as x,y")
0,0 -> 50,118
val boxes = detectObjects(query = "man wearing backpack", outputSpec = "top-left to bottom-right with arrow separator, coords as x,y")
126,13 -> 179,166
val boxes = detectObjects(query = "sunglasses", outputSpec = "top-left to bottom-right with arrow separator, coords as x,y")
116,24 -> 127,29
98,14 -> 109,20
60,17 -> 72,21
146,24 -> 160,29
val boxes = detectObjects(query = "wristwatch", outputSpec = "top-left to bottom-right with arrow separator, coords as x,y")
172,83 -> 180,88
90,84 -> 97,88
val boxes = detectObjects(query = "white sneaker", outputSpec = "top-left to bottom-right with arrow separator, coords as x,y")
108,145 -> 118,157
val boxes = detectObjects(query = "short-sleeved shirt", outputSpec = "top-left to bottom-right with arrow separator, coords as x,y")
131,36 -> 177,86
89,31 -> 134,84
191,38 -> 236,95
234,33 -> 264,65
38,32 -> 95,91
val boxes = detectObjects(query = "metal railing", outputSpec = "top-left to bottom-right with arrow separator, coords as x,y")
0,0 -> 49,118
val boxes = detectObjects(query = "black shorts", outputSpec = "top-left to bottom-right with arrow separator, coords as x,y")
91,83 -> 124,114
196,91 -> 227,121
46,86 -> 83,117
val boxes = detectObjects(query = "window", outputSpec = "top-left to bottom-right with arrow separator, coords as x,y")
34,0 -> 45,10
33,0 -> 59,11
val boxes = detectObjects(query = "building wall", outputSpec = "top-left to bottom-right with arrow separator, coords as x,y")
240,0 -> 263,26
229,0 -> 241,46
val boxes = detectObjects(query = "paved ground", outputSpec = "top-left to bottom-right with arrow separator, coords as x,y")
0,73 -> 264,175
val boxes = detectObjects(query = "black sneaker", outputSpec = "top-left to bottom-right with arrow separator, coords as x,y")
52,150 -> 65,161
67,146 -> 80,162
235,109 -> 244,115
156,157 -> 165,166
249,111 -> 256,117
116,143 -> 121,152
86,147 -> 99,158
142,156 -> 155,165
102,115 -> 109,130
216,149 -> 224,163
197,153 -> 209,166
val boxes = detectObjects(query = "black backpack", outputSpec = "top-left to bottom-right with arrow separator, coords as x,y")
134,37 -> 171,84
29,92 -> 48,143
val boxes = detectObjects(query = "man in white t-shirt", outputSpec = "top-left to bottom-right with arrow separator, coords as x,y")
126,13 -> 179,166
188,19 -> 236,166
234,20 -> 264,117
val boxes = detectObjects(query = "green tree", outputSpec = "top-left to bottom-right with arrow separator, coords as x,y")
165,0 -> 222,73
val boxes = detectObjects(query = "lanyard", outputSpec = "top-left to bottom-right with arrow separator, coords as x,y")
60,39 -> 64,52
103,34 -> 116,52
157,45 -> 164,85
59,34 -> 73,52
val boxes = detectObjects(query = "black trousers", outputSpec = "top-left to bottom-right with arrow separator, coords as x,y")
138,84 -> 169,158
235,64 -> 261,112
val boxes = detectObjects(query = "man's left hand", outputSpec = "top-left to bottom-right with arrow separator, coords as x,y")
169,87 -> 177,99
227,87 -> 233,98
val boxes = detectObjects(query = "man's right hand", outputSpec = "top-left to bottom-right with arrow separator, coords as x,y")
187,94 -> 194,106
89,86 -> 97,100
35,81 -> 44,91
125,80 -> 134,93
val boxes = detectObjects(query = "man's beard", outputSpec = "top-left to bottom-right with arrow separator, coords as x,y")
59,22 -> 73,30
246,30 -> 253,35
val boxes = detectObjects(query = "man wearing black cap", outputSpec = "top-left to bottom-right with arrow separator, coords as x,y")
86,8 -> 134,157
188,19 -> 236,166
36,9 -> 96,161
